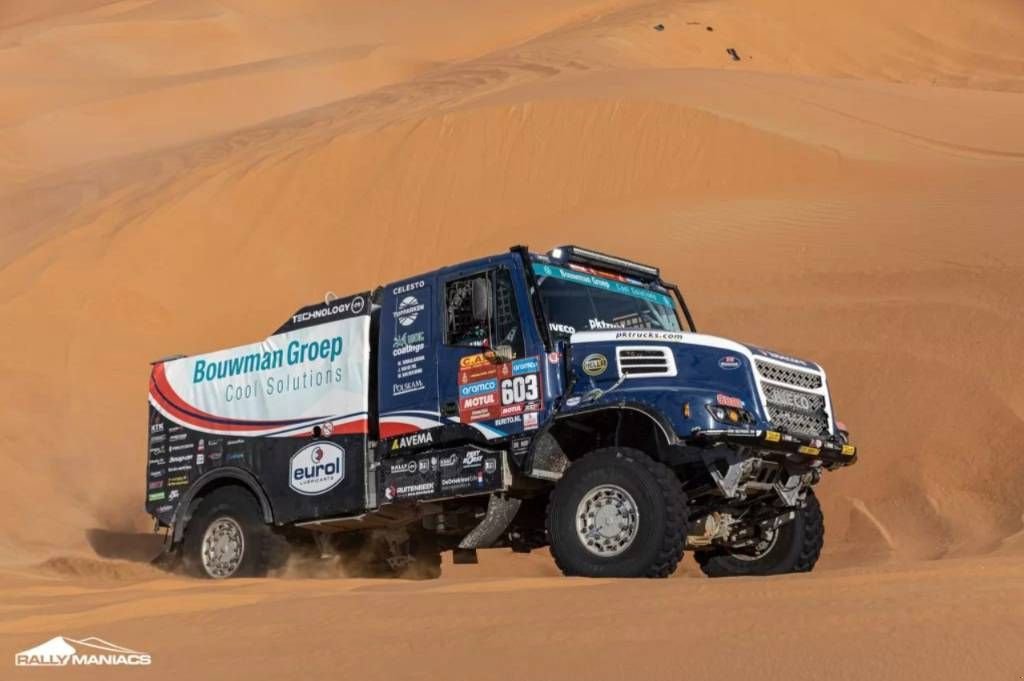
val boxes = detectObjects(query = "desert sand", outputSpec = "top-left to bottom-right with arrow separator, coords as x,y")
1,0 -> 1023,678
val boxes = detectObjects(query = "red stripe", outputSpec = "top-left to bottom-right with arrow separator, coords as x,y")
379,422 -> 420,438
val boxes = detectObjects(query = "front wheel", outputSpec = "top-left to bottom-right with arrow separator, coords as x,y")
546,447 -> 688,578
695,488 -> 824,578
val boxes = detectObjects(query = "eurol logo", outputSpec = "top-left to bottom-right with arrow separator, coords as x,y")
289,442 -> 345,496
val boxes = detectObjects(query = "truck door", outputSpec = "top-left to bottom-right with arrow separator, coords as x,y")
377,275 -> 441,438
435,260 -> 551,443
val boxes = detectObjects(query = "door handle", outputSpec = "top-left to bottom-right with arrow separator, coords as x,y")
442,401 -> 459,417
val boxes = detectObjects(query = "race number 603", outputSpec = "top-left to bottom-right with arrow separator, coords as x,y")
500,375 -> 539,405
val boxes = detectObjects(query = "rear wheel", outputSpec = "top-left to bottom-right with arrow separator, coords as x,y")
546,447 -> 688,578
181,487 -> 281,579
695,488 -> 824,578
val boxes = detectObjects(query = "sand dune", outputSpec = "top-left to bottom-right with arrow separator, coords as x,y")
1,0 -> 1023,678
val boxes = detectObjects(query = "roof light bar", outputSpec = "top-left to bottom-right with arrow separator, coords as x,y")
548,245 -> 660,280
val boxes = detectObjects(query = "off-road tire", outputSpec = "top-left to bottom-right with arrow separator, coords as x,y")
181,487 -> 281,579
546,447 -> 688,578
695,487 -> 824,578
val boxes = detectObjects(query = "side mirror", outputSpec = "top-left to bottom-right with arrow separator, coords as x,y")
491,344 -> 514,363
471,277 -> 491,323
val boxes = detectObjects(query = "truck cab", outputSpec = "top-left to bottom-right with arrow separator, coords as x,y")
147,245 -> 856,580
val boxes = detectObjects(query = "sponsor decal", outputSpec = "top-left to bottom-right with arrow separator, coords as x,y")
523,412 -> 539,430
386,482 -> 433,500
168,489 -> 180,501
226,452 -> 245,462
613,330 -> 687,342
168,475 -> 189,487
15,636 -> 151,667
149,422 -> 164,435
484,458 -> 497,474
195,453 -> 205,465
169,432 -> 188,442
395,295 -> 424,328
460,379 -> 498,397
588,318 -> 620,330
148,481 -> 163,490
167,465 -> 192,473
758,348 -> 810,367
149,434 -> 166,444
289,442 -> 346,495
148,491 -> 165,502
532,262 -> 674,307
581,353 -> 608,376
547,352 -> 561,364
148,447 -> 165,457
392,379 -> 425,396
391,431 -> 434,450
439,453 -> 459,468
389,460 -> 419,475
417,458 -> 431,474
718,355 -> 742,370
149,470 -> 164,479
565,396 -> 582,407
494,414 -> 521,427
459,352 -> 496,369
149,458 -> 166,466
393,280 -> 426,295
511,357 -> 539,376
462,450 -> 483,467
155,504 -> 174,513
548,322 -> 576,336
191,334 -> 344,384
168,454 -> 192,464
168,443 -> 194,453
460,392 -> 497,410
716,394 -> 745,408
281,294 -> 367,332
393,331 -> 426,357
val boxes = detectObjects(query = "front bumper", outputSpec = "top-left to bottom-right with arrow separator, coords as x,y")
689,428 -> 858,467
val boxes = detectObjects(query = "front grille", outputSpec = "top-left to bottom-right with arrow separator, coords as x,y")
616,347 -> 676,377
761,383 -> 829,437
755,360 -> 822,390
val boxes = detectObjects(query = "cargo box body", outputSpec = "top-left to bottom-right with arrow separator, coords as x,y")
146,293 -> 373,526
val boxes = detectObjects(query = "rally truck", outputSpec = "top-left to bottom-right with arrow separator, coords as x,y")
146,245 -> 857,579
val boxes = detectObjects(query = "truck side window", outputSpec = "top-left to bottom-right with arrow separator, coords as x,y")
445,269 -> 524,357
446,273 -> 490,347
493,269 -> 524,358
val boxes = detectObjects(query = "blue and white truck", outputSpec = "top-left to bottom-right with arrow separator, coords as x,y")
146,245 -> 857,579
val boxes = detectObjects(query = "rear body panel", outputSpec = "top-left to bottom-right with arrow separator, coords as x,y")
146,292 -> 372,525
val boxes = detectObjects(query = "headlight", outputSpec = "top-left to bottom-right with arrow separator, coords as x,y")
705,404 -> 754,425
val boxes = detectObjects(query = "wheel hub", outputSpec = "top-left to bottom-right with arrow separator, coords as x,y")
201,516 -> 245,578
732,528 -> 779,561
575,484 -> 639,557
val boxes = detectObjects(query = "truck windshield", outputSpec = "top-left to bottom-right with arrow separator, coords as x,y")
531,261 -> 681,339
